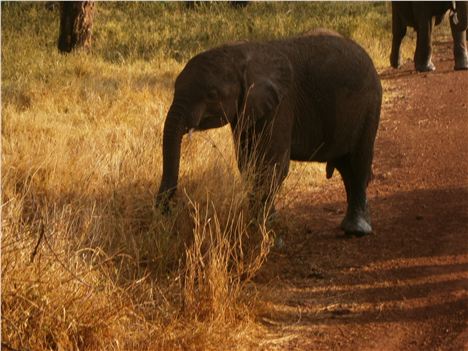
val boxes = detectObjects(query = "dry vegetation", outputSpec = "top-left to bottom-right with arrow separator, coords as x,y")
1,2 -> 421,350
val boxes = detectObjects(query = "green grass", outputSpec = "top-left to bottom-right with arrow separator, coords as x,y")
2,2 -> 397,67
1,2 -> 429,350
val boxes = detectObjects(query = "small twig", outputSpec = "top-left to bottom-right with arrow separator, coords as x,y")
30,220 -> 45,263
196,132 -> 232,173
41,228 -> 93,288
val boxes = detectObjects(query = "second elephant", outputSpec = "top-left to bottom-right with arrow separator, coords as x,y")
156,30 -> 382,236
390,1 -> 468,71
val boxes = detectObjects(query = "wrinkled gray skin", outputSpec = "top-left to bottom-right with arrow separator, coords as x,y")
391,1 -> 468,72
156,30 -> 382,236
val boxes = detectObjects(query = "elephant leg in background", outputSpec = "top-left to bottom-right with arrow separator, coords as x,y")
390,4 -> 408,68
414,14 -> 436,72
450,21 -> 468,70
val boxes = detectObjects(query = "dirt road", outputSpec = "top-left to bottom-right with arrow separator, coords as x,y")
256,38 -> 468,350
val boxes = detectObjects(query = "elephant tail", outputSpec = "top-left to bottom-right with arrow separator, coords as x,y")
326,161 -> 335,179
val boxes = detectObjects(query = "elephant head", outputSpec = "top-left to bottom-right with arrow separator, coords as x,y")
155,43 -> 292,210
450,1 -> 468,32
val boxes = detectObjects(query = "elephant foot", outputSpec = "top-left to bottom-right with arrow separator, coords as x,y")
340,211 -> 372,237
415,61 -> 435,72
155,186 -> 179,215
454,55 -> 468,70
155,199 -> 172,215
390,52 -> 401,69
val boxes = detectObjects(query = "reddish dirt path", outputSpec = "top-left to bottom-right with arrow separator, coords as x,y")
256,39 -> 468,350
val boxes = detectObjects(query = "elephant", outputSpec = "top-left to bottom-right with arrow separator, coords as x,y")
390,1 -> 468,72
156,29 -> 382,236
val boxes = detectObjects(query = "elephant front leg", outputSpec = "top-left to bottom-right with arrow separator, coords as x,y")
248,164 -> 286,221
450,20 -> 468,70
235,132 -> 289,221
414,18 -> 436,72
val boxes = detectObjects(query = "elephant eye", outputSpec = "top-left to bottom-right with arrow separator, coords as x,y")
206,89 -> 219,100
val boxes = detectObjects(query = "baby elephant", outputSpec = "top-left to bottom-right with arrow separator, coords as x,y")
156,29 -> 382,236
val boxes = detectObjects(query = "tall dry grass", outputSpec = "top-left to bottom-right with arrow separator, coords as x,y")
1,2 -> 442,349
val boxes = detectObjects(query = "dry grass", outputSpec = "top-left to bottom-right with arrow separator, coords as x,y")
2,118 -> 273,350
1,2 -> 452,350
0,41 -> 272,351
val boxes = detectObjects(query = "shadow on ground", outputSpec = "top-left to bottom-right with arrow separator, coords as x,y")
256,186 -> 468,333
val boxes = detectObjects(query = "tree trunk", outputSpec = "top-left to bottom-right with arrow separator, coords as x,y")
58,1 -> 95,53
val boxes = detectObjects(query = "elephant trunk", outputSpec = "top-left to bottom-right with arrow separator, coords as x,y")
156,106 -> 187,209
452,1 -> 468,32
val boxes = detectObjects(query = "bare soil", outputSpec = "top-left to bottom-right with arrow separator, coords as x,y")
255,38 -> 468,350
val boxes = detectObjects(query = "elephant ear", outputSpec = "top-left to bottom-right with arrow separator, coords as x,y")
240,48 -> 292,121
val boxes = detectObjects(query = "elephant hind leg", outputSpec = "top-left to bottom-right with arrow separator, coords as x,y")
335,105 -> 379,237
335,155 -> 372,237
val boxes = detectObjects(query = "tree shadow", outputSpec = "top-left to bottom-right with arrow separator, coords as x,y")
379,65 -> 418,80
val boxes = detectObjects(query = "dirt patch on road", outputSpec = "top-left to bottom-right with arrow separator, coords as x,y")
255,38 -> 468,350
